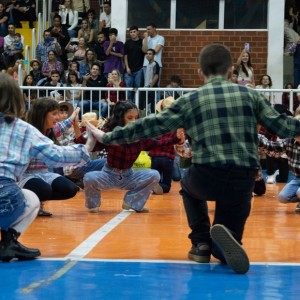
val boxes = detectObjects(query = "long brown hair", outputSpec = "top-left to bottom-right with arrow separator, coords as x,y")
0,73 -> 25,121
27,98 -> 60,144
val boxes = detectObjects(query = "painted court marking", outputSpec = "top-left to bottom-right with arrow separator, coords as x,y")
20,210 -> 133,294
65,210 -> 133,260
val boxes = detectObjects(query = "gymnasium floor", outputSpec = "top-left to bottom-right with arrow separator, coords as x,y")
1,181 -> 300,299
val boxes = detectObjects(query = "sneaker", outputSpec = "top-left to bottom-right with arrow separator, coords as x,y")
38,203 -> 52,217
88,207 -> 99,213
295,203 -> 300,213
210,224 -> 249,274
266,174 -> 275,184
188,243 -> 211,263
122,202 -> 149,213
153,183 -> 163,195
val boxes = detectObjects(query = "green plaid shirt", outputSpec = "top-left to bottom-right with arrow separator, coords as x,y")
103,76 -> 300,168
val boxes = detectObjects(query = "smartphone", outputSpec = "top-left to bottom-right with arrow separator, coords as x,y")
244,42 -> 250,52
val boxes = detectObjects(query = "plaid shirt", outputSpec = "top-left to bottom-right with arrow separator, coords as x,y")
27,118 -> 74,171
258,134 -> 300,177
148,131 -> 179,160
103,76 -> 300,168
0,117 -> 89,182
78,127 -> 177,169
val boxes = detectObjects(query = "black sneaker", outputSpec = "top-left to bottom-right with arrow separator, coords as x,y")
295,203 -> 300,213
38,208 -> 52,217
211,224 -> 249,274
188,243 -> 211,263
38,202 -> 52,217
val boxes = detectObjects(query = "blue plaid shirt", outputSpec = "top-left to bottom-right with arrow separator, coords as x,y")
0,117 -> 89,181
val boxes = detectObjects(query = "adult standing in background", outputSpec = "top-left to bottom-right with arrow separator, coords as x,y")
99,0 -> 111,39
12,0 -> 36,29
0,2 -> 9,36
93,31 -> 107,74
124,25 -> 144,102
59,0 -> 79,38
142,22 -> 165,87
236,48 -> 255,87
72,0 -> 90,20
47,14 -> 70,69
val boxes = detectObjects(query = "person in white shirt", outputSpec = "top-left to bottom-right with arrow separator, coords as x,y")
3,23 -> 24,67
142,22 -> 165,87
59,0 -> 79,38
99,0 -> 111,39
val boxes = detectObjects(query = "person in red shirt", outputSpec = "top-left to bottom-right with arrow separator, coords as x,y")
83,100 -> 184,213
149,96 -> 185,194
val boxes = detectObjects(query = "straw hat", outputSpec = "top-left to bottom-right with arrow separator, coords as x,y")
79,112 -> 106,128
30,59 -> 41,68
155,96 -> 175,112
58,101 -> 74,117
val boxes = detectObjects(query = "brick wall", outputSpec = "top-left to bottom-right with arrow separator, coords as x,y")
158,30 -> 268,88
90,0 -> 100,17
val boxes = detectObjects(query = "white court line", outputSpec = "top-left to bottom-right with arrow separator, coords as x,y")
37,258 -> 300,267
65,210 -> 133,260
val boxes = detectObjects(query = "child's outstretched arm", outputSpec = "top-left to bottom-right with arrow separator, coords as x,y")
85,120 -> 105,143
84,126 -> 97,152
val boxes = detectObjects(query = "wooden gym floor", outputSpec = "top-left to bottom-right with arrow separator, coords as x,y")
1,181 -> 300,299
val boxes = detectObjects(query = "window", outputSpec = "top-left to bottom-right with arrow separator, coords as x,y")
128,0 -> 171,28
127,0 -> 268,30
224,0 -> 268,29
176,0 -> 219,29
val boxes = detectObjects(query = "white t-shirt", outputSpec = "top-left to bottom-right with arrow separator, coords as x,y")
99,12 -> 111,28
143,34 -> 165,67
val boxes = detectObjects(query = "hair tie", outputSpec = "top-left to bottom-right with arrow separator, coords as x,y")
0,113 -> 14,124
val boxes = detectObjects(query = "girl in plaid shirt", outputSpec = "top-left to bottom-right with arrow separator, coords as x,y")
83,101 -> 183,213
18,99 -> 87,217
0,74 -> 92,262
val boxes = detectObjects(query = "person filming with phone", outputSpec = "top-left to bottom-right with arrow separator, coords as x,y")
236,42 -> 255,87
35,30 -> 62,65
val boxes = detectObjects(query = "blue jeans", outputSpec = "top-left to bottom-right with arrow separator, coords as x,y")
151,156 -> 174,193
82,100 -> 108,118
180,164 -> 257,246
0,23 -> 7,36
84,164 -> 160,210
124,69 -> 144,102
0,178 -> 25,230
68,158 -> 106,180
278,177 -> 300,203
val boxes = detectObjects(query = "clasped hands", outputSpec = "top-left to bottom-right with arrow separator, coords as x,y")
84,120 -> 105,153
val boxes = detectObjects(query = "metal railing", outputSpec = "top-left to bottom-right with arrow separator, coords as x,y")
18,85 -> 300,117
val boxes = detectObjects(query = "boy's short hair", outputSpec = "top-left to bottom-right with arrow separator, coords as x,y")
50,70 -> 60,76
129,25 -> 139,31
147,22 -> 157,29
103,0 -> 111,6
147,48 -> 156,55
170,75 -> 183,86
199,44 -> 232,76
14,33 -> 21,38
109,28 -> 118,35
